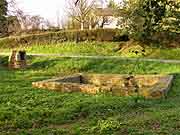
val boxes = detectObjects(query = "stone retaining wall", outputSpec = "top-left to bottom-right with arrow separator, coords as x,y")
32,74 -> 174,99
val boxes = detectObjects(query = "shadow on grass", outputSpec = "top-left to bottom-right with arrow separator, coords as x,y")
27,57 -> 180,101
30,59 -> 59,70
79,58 -> 177,74
27,56 -> 180,74
0,56 -> 8,66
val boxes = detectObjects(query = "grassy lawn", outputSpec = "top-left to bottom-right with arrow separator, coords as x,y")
148,48 -> 180,60
1,41 -> 180,60
0,42 -> 118,56
1,56 -> 180,134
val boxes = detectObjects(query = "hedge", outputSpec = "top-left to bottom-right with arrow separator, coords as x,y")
0,29 -> 123,48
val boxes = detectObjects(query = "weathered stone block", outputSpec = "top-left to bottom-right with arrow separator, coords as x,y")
32,74 -> 173,99
9,50 -> 27,69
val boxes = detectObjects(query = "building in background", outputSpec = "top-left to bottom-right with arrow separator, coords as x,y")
95,7 -> 120,29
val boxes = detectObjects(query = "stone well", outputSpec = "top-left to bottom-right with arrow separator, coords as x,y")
9,50 -> 27,69
32,74 -> 173,99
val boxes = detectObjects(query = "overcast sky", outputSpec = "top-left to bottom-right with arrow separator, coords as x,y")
14,0 -> 66,25
14,0 -> 121,25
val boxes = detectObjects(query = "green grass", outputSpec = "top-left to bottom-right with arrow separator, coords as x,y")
1,41 -> 180,60
1,56 -> 180,134
0,42 -> 118,56
147,48 -> 180,60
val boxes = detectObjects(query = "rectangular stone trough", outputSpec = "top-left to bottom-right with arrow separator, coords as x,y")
32,74 -> 173,99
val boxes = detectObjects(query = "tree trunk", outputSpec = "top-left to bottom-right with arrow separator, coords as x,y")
89,17 -> 92,30
89,24 -> 92,30
81,22 -> 84,30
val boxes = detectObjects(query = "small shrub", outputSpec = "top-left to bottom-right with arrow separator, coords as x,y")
118,41 -> 152,57
89,118 -> 121,134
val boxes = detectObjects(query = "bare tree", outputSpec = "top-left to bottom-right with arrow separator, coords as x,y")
29,15 -> 43,30
67,0 -> 97,30
7,16 -> 21,35
8,0 -> 44,31
43,19 -> 54,29
7,0 -> 30,30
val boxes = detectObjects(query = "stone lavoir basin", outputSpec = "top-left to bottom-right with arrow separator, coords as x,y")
32,74 -> 173,99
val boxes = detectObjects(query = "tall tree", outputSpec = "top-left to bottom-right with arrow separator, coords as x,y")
0,0 -> 8,36
119,0 -> 180,40
163,0 -> 180,33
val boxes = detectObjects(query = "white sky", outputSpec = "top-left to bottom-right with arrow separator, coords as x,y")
15,0 -> 66,25
14,0 -> 121,25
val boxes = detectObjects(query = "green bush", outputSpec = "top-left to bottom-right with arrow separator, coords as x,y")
0,29 -> 121,48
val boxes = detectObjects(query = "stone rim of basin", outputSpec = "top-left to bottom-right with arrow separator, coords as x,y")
32,73 -> 173,99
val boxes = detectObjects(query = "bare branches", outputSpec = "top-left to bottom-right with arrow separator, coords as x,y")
66,0 -> 97,30
75,0 -> 79,6
7,0 -> 45,30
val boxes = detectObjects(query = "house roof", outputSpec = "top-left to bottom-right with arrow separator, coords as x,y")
95,8 -> 114,16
